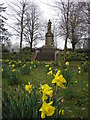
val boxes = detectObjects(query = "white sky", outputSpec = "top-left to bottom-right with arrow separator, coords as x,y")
0,0 -> 88,50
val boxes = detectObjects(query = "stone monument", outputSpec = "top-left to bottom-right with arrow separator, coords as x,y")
45,19 -> 54,47
35,19 -> 59,61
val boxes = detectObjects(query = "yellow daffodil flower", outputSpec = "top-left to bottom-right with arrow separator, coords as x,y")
41,84 -> 52,91
52,71 -> 66,89
18,60 -> 21,64
47,70 -> 52,75
30,62 -> 33,64
42,89 -> 53,101
12,64 -> 15,67
34,65 -> 36,68
56,70 -> 61,77
59,109 -> 64,115
55,69 -> 57,71
39,101 -> 55,119
2,68 -> 3,72
9,62 -> 11,65
78,66 -> 81,70
49,67 -> 52,70
30,67 -> 32,69
12,69 -> 15,72
75,81 -> 78,83
41,84 -> 53,101
45,64 -> 49,67
25,82 -> 32,94
65,61 -> 69,66
79,70 -> 81,74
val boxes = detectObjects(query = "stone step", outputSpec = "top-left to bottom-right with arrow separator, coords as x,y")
36,51 -> 55,61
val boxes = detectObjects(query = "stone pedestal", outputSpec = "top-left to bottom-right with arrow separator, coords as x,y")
35,19 -> 59,61
45,33 -> 54,46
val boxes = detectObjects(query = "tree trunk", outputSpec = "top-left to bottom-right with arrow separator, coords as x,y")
64,36 -> 68,63
72,42 -> 75,52
19,3 -> 25,54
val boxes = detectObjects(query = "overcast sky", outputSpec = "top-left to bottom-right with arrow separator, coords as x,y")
1,0 -> 88,50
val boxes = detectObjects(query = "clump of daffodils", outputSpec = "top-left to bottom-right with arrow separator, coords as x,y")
41,84 -> 53,102
78,65 -> 81,74
39,84 -> 55,119
47,67 -> 53,75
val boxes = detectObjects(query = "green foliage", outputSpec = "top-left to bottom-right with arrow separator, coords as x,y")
2,64 -> 18,85
2,50 -> 32,61
65,52 -> 87,61
2,86 -> 41,119
21,65 -> 30,75
81,62 -> 88,72
2,51 -> 88,119
61,69 -> 73,85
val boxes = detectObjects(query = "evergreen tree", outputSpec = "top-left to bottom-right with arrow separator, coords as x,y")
0,3 -> 10,45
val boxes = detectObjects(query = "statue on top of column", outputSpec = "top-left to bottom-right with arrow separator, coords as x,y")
48,19 -> 52,33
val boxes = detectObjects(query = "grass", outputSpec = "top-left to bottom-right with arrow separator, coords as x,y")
2,52 -> 89,119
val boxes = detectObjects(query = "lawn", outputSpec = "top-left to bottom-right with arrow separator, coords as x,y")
2,51 -> 88,119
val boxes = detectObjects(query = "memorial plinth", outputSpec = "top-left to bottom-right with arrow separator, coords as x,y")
35,19 -> 58,61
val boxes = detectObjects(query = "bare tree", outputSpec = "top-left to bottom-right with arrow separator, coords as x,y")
53,0 -> 72,62
51,0 -> 88,57
7,0 -> 28,53
24,2 -> 45,50
69,2 -> 87,52
20,0 -> 27,53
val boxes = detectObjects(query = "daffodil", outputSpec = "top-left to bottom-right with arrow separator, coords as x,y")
79,70 -> 81,74
78,66 -> 81,70
65,61 -> 69,66
39,101 -> 55,119
59,109 -> 64,115
56,70 -> 61,76
12,69 -> 15,72
34,65 -> 36,68
52,70 -> 66,89
12,64 -> 15,67
75,81 -> 78,83
18,60 -> 21,64
45,64 -> 49,67
30,62 -> 33,64
9,62 -> 11,65
41,84 -> 53,101
55,69 -> 57,71
47,70 -> 52,75
41,84 -> 52,91
49,67 -> 52,70
25,82 -> 32,94
30,67 -> 32,69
